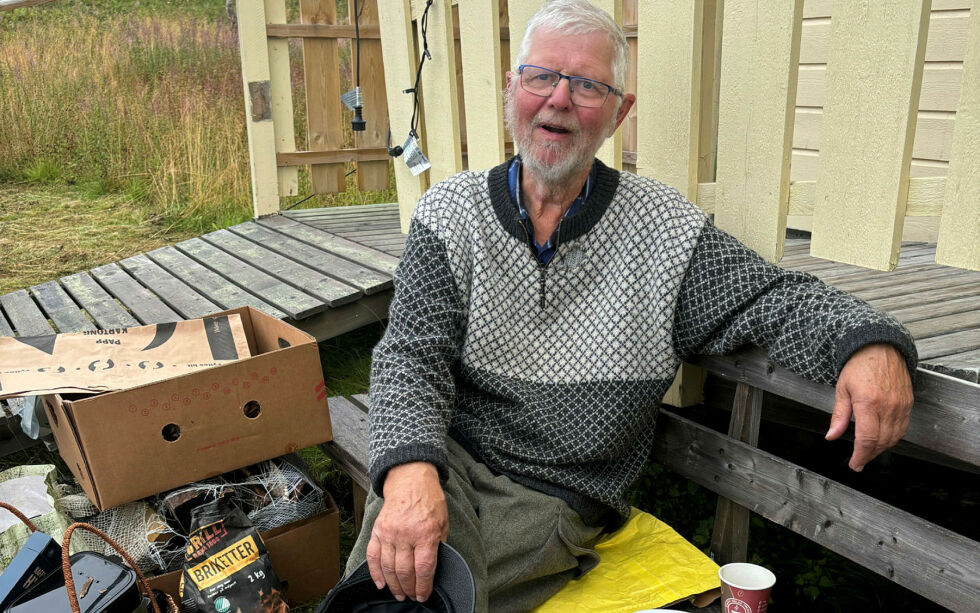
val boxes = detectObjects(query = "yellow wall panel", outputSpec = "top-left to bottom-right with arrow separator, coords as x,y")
265,0 -> 298,198
417,0 -> 462,185
635,1 -> 703,199
459,0 -> 506,171
236,0 -> 280,217
937,8 -> 980,270
714,0 -> 803,262
379,0 -> 428,231
810,0 -> 931,270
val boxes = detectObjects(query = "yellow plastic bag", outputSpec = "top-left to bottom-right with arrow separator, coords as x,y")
534,509 -> 720,613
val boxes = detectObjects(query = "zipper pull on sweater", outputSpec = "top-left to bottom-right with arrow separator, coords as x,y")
539,266 -> 547,308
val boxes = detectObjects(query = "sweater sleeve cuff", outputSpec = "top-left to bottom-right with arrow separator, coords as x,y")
834,322 -> 918,380
369,443 -> 450,498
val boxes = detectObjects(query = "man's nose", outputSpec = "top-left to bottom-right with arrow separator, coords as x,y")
546,77 -> 573,109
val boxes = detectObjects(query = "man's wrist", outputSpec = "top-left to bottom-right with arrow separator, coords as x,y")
383,461 -> 440,495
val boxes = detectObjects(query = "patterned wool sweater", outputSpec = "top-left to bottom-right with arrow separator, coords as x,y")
368,158 -> 917,529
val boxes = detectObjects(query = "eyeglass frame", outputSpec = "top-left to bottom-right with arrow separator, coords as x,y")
517,64 -> 623,107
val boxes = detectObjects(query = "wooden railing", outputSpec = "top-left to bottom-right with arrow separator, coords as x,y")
237,0 -> 979,272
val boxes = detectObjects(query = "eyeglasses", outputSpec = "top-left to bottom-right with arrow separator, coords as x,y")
518,64 -> 622,108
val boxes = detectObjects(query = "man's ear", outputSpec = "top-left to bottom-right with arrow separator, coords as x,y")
612,94 -> 636,134
505,71 -> 514,89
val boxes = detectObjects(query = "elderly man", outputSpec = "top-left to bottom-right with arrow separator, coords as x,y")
343,1 -> 916,611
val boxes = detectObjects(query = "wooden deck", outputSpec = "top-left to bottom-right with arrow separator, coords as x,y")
1,202 -> 978,452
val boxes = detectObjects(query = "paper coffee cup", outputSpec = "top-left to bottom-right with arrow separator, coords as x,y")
718,563 -> 776,613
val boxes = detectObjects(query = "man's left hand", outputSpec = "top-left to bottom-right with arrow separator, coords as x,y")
826,343 -> 914,472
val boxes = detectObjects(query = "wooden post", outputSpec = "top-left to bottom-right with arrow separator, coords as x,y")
237,0 -> 281,218
588,0 -> 623,170
416,0 -> 463,185
637,0 -> 706,407
459,0 -> 506,171
710,382 -> 764,565
810,0 -> 931,271
714,0 -> 803,263
936,7 -> 980,271
266,0 -> 298,199
302,0 -> 347,194
379,0 -> 428,232
351,0 -> 393,191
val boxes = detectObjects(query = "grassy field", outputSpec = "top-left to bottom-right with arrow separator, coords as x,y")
0,0 -> 394,295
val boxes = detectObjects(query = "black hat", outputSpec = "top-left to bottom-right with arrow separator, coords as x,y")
316,542 -> 475,613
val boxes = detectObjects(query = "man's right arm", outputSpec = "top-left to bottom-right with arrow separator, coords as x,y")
366,193 -> 467,602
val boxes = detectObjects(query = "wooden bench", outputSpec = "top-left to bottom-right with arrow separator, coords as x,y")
320,347 -> 980,612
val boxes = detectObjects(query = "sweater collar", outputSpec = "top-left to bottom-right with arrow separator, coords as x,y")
488,156 -> 620,246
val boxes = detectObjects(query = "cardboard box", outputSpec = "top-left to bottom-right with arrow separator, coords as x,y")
43,307 -> 333,510
148,496 -> 341,609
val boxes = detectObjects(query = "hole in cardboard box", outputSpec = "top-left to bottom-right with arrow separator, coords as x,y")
162,423 -> 181,442
243,401 -> 261,419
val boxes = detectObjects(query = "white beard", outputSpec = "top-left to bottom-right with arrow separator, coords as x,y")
503,85 -> 615,191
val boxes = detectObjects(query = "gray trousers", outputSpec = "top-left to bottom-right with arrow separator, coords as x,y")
346,438 -> 603,613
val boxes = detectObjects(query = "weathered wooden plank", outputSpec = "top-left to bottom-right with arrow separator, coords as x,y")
916,328 -> 980,361
236,0 -> 281,216
921,348 -> 980,383
714,0 -> 802,262
302,0 -> 346,194
266,0 -> 299,198
29,281 -> 95,333
200,229 -> 362,307
936,5 -> 980,271
810,1 -> 931,270
869,281 -> 980,312
228,222 -> 392,294
89,263 -> 181,325
635,0 -> 702,199
459,0 -> 505,171
118,254 -> 220,320
176,237 -> 327,320
651,410 -> 980,611
0,0 -> 56,11
904,310 -> 980,339
60,272 -> 140,329
0,290 -> 54,336
377,0 -> 427,231
416,0 -> 462,185
710,382 -> 763,565
689,348 -> 980,467
260,215 -> 400,275
288,201 -> 398,216
848,272 -> 980,302
890,294 -> 980,325
829,265 -> 974,294
351,0 -> 393,191
145,247 -> 287,319
0,308 -> 32,429
294,290 -> 391,341
318,396 -> 370,491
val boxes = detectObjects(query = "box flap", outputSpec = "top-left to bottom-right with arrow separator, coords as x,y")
42,395 -> 103,509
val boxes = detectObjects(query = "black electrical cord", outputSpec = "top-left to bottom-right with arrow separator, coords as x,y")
408,0 -> 434,140
350,0 -> 366,131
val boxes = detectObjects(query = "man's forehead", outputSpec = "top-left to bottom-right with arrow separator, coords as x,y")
523,28 -> 615,75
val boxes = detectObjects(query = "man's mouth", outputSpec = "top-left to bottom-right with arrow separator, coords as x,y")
538,122 -> 572,134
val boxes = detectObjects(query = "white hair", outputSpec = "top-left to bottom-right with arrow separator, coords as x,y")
514,0 -> 629,90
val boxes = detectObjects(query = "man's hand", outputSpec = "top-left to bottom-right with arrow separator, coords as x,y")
366,462 -> 448,602
827,343 -> 914,471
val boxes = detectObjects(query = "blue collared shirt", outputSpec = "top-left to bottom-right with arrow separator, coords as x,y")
508,157 -> 597,264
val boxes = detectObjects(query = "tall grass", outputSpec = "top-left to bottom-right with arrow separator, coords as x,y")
0,14 -> 250,231
0,2 -> 394,236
